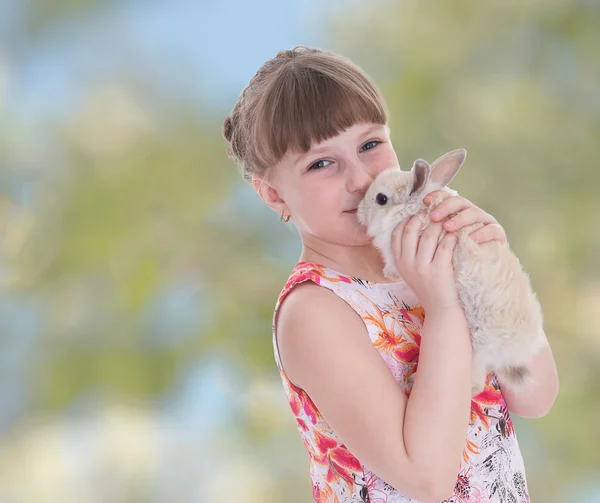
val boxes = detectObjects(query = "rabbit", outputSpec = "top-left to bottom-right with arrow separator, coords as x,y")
357,148 -> 548,396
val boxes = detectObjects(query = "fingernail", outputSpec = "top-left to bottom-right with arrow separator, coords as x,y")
431,211 -> 439,218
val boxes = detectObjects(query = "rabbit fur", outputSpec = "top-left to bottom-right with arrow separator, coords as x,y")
357,148 -> 548,396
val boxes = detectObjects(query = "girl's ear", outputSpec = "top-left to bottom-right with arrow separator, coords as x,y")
430,148 -> 467,187
409,159 -> 431,196
252,175 -> 287,214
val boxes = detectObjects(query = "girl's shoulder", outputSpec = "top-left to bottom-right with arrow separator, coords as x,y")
272,263 -> 371,389
276,261 -> 355,307
274,261 -> 361,342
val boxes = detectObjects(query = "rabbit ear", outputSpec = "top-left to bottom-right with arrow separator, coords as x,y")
409,159 -> 431,196
430,148 -> 467,187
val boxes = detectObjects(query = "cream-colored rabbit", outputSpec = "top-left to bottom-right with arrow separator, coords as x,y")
357,148 -> 548,396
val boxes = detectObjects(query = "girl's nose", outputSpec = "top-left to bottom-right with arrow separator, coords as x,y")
345,160 -> 374,194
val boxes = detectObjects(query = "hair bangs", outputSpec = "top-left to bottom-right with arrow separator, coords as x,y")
253,63 -> 388,172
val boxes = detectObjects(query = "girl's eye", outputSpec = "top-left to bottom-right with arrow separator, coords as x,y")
308,159 -> 332,171
360,140 -> 381,153
307,140 -> 380,171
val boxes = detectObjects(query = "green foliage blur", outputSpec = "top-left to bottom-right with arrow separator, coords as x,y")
0,1 -> 598,502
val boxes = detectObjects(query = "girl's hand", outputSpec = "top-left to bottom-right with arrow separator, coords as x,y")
392,214 -> 460,312
423,191 -> 507,245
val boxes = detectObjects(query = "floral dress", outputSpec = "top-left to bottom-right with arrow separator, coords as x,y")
272,261 -> 530,503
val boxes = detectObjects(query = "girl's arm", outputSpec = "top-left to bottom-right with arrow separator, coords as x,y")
501,339 -> 559,417
403,304 -> 473,494
277,282 -> 472,503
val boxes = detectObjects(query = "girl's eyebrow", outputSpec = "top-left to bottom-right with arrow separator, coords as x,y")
293,146 -> 331,167
292,125 -> 384,167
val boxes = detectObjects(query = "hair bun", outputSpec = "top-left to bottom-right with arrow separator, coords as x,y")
223,116 -> 234,142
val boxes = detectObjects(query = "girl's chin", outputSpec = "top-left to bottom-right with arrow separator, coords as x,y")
343,224 -> 371,246
305,216 -> 371,246
353,235 -> 372,246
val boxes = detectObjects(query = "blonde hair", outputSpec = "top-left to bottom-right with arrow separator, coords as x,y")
223,46 -> 388,182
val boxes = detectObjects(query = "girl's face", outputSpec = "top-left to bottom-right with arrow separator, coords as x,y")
263,121 -> 400,247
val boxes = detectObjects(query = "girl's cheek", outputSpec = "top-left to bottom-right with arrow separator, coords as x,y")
376,145 -> 399,165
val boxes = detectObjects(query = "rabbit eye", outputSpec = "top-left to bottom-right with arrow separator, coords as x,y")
376,193 -> 388,205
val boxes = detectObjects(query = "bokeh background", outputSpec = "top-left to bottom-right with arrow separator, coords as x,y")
0,1 -> 599,502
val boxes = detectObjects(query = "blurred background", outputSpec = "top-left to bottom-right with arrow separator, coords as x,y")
0,0 -> 598,502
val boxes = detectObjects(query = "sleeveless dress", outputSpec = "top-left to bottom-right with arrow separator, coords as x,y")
272,261 -> 530,503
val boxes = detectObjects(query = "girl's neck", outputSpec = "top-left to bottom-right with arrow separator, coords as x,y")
299,241 -> 394,284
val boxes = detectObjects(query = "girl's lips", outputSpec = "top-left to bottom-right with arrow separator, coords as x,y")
344,208 -> 358,214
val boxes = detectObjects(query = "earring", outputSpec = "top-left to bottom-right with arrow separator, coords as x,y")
280,210 -> 291,223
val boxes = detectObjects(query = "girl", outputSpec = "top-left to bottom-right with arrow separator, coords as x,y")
223,46 -> 558,503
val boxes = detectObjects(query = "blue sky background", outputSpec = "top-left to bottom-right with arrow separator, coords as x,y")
0,0 -> 351,120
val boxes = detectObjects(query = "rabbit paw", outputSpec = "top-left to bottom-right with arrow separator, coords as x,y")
383,263 -> 402,281
497,365 -> 535,393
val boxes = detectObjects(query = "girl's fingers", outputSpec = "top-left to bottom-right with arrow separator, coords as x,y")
443,207 -> 496,231
400,214 -> 423,262
429,196 -> 473,222
423,190 -> 452,205
391,219 -> 409,258
416,221 -> 445,265
469,223 -> 507,244
433,231 -> 458,266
